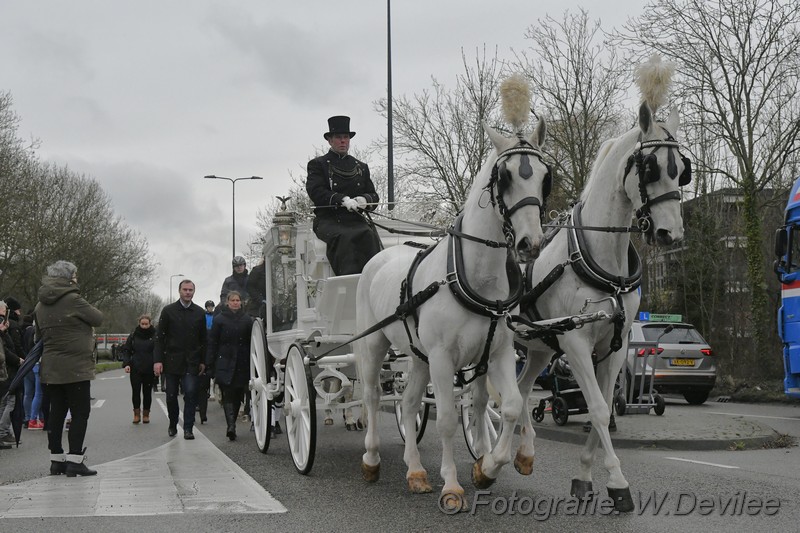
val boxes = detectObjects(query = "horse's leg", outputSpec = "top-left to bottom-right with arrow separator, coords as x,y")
513,346 -> 551,475
428,353 -> 465,512
590,345 -> 633,511
402,359 -> 432,493
472,347 -> 522,486
358,334 -> 390,482
564,336 -> 632,512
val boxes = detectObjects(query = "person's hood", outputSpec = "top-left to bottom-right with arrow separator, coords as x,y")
37,276 -> 80,305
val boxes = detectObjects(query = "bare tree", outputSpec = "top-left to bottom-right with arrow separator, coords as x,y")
514,9 -> 629,204
372,47 -> 506,223
613,0 -> 800,367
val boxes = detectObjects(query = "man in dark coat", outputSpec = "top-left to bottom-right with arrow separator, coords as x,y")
219,256 -> 249,306
306,115 -> 381,275
244,257 -> 266,318
154,279 -> 206,440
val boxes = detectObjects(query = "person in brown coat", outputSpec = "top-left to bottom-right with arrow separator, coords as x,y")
35,260 -> 103,477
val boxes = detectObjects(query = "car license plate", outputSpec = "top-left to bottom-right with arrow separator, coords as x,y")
670,358 -> 694,366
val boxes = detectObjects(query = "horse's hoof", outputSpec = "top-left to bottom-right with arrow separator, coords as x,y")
514,450 -> 534,476
356,419 -> 365,430
407,471 -> 432,493
471,456 -> 496,489
324,418 -> 333,426
570,478 -> 594,500
361,461 -> 380,482
439,489 -> 466,513
608,486 -> 634,513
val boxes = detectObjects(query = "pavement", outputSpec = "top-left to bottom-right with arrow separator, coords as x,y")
527,391 -> 782,451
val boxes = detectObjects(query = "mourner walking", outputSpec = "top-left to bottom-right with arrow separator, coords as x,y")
206,291 -> 253,441
306,115 -> 381,275
121,315 -> 157,424
154,279 -> 207,440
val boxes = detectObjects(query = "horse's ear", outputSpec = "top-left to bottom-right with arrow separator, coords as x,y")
665,107 -> 680,135
484,122 -> 507,151
528,117 -> 546,148
638,102 -> 653,135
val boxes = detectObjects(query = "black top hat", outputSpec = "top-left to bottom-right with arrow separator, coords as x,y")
324,115 -> 356,140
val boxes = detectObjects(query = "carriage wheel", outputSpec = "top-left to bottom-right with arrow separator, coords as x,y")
284,344 -> 317,474
653,393 -> 666,416
552,396 -> 569,426
249,319 -> 272,454
461,391 -> 502,461
394,392 -> 432,444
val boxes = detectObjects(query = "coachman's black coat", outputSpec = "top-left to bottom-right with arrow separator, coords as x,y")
306,150 -> 381,275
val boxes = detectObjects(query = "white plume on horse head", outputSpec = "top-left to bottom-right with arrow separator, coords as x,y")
500,74 -> 531,133
634,54 -> 675,113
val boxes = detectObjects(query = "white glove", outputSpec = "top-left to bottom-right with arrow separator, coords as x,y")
341,196 -> 359,212
355,196 -> 367,209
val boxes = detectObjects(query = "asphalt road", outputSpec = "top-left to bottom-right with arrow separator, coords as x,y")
1,369 -> 799,533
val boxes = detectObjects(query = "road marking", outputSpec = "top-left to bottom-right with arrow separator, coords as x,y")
0,401 -> 286,518
92,399 -> 105,408
665,457 -> 739,469
97,375 -> 125,380
705,411 -> 800,422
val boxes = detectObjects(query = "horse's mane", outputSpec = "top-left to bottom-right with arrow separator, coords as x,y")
635,54 -> 675,113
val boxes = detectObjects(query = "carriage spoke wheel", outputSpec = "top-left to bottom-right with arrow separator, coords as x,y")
394,392 -> 432,444
249,319 -> 272,453
461,390 -> 502,461
284,344 -> 316,474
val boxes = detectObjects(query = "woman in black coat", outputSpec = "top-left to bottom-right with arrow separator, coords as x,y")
206,291 -> 252,440
121,315 -> 157,424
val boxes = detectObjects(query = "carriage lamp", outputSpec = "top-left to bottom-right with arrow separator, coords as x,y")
271,196 -> 297,255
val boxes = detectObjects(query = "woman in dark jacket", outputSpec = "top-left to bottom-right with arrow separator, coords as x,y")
206,291 -> 252,440
122,315 -> 156,424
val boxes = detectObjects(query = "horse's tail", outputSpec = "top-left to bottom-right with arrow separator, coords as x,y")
500,73 -> 531,132
634,54 -> 675,113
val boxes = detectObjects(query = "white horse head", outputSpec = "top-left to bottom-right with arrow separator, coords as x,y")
476,114 -> 549,261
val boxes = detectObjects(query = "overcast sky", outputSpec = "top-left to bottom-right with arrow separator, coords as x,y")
0,0 -> 643,310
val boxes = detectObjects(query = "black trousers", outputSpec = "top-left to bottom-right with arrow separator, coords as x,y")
197,374 -> 210,419
313,216 -> 381,275
130,372 -> 156,410
47,381 -> 91,455
221,384 -> 246,415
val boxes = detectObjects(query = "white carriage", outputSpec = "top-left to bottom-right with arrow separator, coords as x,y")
249,213 -> 487,473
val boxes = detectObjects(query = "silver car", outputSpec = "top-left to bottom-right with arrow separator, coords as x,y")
625,321 -> 717,405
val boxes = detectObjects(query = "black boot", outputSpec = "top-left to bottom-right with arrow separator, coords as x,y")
50,453 -> 67,475
224,403 -> 237,441
65,448 -> 97,477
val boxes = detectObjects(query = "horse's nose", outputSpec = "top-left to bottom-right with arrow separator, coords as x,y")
655,228 -> 674,246
516,237 -> 540,261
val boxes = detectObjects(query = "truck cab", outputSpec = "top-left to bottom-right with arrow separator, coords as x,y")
774,176 -> 800,398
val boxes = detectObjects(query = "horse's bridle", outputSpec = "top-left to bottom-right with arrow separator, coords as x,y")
623,129 -> 692,236
486,141 -> 553,249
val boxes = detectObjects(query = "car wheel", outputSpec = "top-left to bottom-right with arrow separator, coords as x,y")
683,390 -> 709,405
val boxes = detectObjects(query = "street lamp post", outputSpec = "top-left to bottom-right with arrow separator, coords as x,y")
204,175 -> 263,258
169,273 -> 185,301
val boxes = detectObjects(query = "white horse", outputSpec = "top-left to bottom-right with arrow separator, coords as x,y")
512,55 -> 689,512
355,75 -> 551,511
